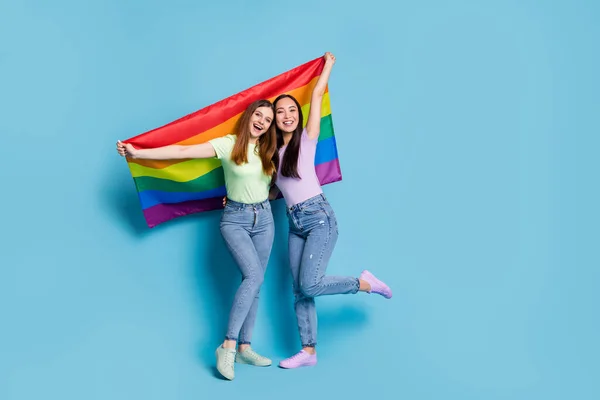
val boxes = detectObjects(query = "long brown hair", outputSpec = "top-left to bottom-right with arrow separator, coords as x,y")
274,94 -> 304,178
230,99 -> 277,180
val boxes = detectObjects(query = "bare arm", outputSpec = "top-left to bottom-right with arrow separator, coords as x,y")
306,52 -> 336,140
116,140 -> 216,160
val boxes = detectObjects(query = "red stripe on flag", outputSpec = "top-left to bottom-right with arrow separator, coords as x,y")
126,57 -> 324,148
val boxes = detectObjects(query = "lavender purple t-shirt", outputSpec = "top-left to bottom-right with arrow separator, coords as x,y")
276,129 -> 323,207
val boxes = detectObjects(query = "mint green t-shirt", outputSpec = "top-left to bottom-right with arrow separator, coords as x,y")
209,134 -> 270,204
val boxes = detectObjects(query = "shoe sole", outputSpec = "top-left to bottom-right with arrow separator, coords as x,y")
278,361 -> 317,369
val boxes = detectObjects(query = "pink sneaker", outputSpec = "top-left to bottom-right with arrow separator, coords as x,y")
278,350 -> 317,369
360,270 -> 392,299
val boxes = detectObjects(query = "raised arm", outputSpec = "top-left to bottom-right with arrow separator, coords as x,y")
305,52 -> 336,140
116,140 -> 216,160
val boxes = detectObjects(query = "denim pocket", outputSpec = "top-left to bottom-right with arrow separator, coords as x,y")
301,202 -> 325,215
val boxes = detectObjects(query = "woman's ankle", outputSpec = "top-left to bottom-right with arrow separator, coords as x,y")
222,339 -> 236,349
238,343 -> 250,352
302,346 -> 316,355
358,278 -> 371,292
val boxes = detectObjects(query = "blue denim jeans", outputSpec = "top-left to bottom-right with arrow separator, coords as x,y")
286,194 -> 360,347
220,198 -> 274,344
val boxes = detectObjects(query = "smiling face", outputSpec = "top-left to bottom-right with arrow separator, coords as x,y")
249,106 -> 274,138
275,97 -> 300,133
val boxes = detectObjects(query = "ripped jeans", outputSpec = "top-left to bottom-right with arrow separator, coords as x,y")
286,194 -> 360,347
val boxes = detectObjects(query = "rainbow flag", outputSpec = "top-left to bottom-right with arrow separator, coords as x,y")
124,57 -> 342,228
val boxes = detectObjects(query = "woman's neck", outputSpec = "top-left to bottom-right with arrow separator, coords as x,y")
283,132 -> 293,146
248,137 -> 258,145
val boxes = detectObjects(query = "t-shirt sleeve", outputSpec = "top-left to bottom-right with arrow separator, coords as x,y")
302,128 -> 318,142
208,134 -> 235,159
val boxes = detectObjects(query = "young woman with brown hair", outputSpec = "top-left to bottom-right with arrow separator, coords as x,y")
117,99 -> 278,380
272,54 -> 393,369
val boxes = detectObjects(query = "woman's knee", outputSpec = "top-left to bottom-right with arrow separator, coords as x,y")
243,271 -> 265,290
299,280 -> 321,298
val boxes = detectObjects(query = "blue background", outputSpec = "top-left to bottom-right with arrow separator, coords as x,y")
1,0 -> 598,399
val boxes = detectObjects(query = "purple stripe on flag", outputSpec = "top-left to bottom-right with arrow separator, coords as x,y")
316,159 -> 343,186
143,197 -> 224,228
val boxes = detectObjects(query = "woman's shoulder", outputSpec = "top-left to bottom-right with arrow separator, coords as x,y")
302,127 -> 318,142
211,133 -> 236,142
212,134 -> 237,146
209,134 -> 237,159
